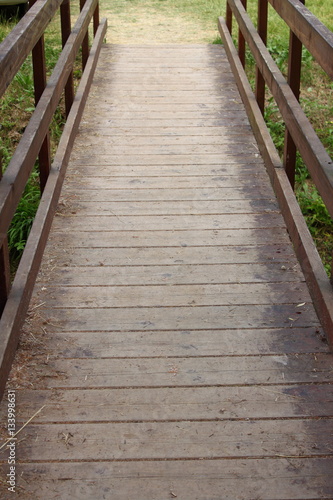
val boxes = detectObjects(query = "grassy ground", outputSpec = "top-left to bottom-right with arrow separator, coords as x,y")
100,0 -> 225,43
0,0 -> 332,272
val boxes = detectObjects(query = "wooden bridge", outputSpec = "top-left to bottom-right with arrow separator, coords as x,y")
0,0 -> 333,498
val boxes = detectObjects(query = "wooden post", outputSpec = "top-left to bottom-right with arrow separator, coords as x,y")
0,157 -> 11,316
60,0 -> 75,117
80,0 -> 89,70
226,1 -> 232,33
255,0 -> 268,115
238,0 -> 247,68
30,0 -> 51,193
93,1 -> 100,36
283,0 -> 305,189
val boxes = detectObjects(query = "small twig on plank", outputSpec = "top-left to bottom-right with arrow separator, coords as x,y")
29,302 -> 46,312
0,406 -> 46,451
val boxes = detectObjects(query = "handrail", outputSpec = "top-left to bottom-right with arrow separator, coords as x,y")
0,0 -> 62,97
0,0 -> 99,247
268,0 -> 333,79
225,0 -> 333,208
0,0 -> 107,398
219,0 -> 333,346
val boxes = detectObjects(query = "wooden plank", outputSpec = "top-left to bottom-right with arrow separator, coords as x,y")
0,238 -> 10,316
81,103 -> 246,114
69,162 -> 266,175
39,244 -> 296,267
105,62 -> 231,68
95,86 -> 237,94
41,282 -> 312,309
0,158 -> 10,316
63,174 -> 271,188
60,185 -> 276,201
88,99 -> 245,109
37,262 -> 305,286
106,43 -> 225,50
79,126 -> 253,136
37,304 -> 321,334
69,155 -> 264,167
95,92 -> 240,100
12,419 -> 333,460
34,327 -> 327,358
105,70 -> 233,79
96,61 -> 232,70
29,353 -> 332,389
47,228 -> 292,248
73,133 -> 256,146
105,56 -> 229,64
51,213 -> 285,232
87,110 -> 249,121
106,55 -> 229,63
107,79 -> 233,90
60,198 -> 279,216
1,458 -> 331,499
67,164 -> 265,176
71,143 -> 258,156
9,384 -> 333,423
80,117 -> 251,128
71,165 -> 267,178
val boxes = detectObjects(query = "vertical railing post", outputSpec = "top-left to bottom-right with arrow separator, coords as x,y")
30,0 -> 51,193
283,0 -> 305,189
80,0 -> 89,69
238,0 -> 247,68
60,0 -> 74,117
226,1 -> 232,33
256,0 -> 268,115
0,157 -> 11,316
93,1 -> 100,35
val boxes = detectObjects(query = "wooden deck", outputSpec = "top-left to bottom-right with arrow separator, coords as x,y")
1,44 -> 333,499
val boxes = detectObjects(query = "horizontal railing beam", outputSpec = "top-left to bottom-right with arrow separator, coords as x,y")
0,0 -> 62,99
268,0 -> 333,80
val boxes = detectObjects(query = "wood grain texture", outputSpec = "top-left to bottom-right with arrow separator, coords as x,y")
0,44 -> 332,499
1,459 -> 332,500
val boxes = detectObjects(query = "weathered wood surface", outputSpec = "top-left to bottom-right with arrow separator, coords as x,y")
0,44 -> 332,499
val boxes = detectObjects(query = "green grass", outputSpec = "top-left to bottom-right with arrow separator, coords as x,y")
101,0 -> 226,27
7,171 -> 40,264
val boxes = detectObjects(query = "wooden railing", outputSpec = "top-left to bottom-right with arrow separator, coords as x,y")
219,0 -> 333,346
0,0 -> 107,398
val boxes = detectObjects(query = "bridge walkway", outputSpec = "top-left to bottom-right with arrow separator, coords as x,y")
0,43 -> 332,499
